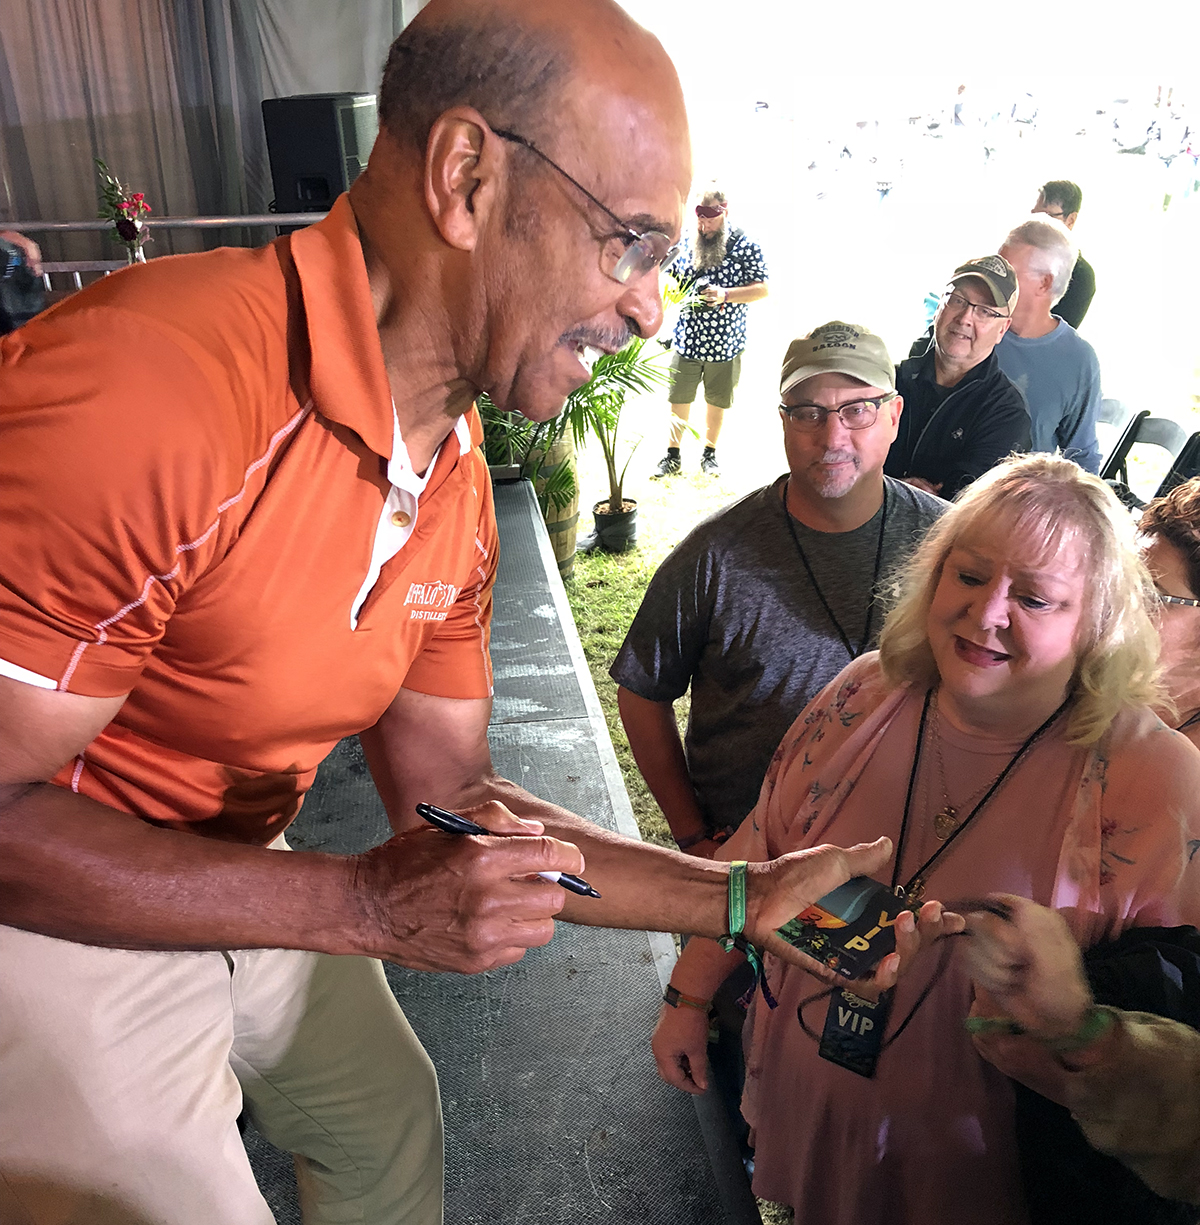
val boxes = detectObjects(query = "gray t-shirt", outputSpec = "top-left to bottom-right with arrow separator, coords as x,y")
609,476 -> 946,834
995,319 -> 1103,473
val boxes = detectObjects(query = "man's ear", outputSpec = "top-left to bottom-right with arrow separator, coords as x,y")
1063,212 -> 1079,230
424,107 -> 503,253
889,393 -> 904,427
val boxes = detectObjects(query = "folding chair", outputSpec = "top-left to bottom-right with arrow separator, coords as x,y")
1100,413 -> 1190,511
1155,431 -> 1200,499
1096,399 -> 1135,475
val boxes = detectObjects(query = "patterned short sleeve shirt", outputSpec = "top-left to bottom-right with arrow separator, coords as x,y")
671,227 -> 768,363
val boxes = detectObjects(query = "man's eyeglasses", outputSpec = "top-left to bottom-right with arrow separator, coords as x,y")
1153,588 -> 1200,608
779,393 -> 897,431
492,128 -> 680,285
941,290 -> 1009,323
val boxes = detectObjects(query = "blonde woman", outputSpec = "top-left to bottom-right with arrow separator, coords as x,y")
653,454 -> 1200,1225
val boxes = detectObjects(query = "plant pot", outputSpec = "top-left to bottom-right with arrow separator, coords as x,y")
530,435 -> 579,580
585,498 -> 638,554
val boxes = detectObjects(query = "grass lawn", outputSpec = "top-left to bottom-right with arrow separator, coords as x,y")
561,414 -> 795,1225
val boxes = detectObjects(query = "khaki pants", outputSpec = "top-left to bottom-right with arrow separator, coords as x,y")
0,927 -> 443,1225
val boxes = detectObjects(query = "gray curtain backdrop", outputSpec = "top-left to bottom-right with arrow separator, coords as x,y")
0,0 -> 427,259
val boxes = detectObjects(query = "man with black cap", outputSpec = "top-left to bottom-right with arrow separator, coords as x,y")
886,254 -> 1030,498
614,321 -> 944,857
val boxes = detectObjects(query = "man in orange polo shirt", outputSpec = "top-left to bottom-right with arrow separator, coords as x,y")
0,1 -> 895,1221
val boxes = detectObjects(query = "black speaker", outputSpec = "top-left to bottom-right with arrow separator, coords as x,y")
262,93 -> 379,213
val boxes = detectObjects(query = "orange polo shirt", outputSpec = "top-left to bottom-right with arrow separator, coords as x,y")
0,196 -> 498,845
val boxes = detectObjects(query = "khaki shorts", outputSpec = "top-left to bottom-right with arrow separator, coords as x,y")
667,352 -> 743,410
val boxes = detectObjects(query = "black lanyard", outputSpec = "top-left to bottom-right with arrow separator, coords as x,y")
782,480 -> 889,660
890,687 -> 1072,901
1179,710 -> 1200,733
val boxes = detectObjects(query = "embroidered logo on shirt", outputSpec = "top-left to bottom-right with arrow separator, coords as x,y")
405,580 -> 460,621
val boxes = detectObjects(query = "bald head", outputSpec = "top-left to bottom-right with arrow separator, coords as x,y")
356,0 -> 692,426
379,0 -> 686,160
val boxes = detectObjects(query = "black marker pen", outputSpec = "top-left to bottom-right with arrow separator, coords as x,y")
415,802 -> 601,898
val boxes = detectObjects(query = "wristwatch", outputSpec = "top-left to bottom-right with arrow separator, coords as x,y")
663,985 -> 710,1012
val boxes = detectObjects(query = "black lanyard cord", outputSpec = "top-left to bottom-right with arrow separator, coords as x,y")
782,480 -> 889,660
890,688 -> 1072,898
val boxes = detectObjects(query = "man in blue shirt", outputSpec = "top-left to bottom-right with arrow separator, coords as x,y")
996,218 -> 1103,473
650,188 -> 768,478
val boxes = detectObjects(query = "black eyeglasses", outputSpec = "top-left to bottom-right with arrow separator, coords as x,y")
492,128 -> 680,285
779,393 -> 897,431
1154,588 -> 1200,608
941,291 -> 1008,323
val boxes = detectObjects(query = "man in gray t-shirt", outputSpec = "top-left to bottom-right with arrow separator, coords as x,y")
611,322 -> 945,856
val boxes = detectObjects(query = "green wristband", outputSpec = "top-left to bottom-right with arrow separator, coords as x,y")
1040,1006 -> 1115,1053
726,860 -> 748,937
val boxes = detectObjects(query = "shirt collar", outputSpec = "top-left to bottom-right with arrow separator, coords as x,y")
289,194 -> 484,469
289,195 -> 394,460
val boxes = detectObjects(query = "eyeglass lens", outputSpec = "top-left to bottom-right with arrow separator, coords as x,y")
781,400 -> 882,430
610,232 -> 681,284
944,291 -> 1004,321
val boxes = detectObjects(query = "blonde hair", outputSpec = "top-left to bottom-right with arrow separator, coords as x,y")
878,454 -> 1162,744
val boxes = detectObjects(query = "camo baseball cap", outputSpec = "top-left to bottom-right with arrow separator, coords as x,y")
947,254 -> 1019,313
780,322 -> 895,397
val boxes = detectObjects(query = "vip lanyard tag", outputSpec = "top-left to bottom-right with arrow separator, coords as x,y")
817,987 -> 892,1079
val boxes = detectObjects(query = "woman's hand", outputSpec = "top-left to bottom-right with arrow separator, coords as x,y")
845,900 -> 966,1001
652,1001 -> 712,1095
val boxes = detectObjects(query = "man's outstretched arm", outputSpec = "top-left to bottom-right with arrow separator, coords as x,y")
360,686 -> 893,955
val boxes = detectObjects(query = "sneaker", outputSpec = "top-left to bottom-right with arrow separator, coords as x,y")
650,451 -> 682,479
700,450 -> 720,476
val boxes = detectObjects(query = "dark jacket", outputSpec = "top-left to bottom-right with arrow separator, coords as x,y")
885,345 -> 1031,498
1054,251 -> 1096,331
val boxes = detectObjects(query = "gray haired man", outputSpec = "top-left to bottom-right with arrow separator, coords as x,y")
996,217 -> 1102,473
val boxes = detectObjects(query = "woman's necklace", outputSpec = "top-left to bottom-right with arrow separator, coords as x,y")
929,695 -> 1002,841
1178,709 -> 1200,734
892,687 -> 1072,904
781,479 -> 889,660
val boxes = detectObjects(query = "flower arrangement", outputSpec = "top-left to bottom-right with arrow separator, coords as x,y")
94,159 -> 152,263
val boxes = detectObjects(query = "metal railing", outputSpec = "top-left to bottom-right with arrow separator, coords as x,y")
4,214 -> 329,290
4,213 -> 326,232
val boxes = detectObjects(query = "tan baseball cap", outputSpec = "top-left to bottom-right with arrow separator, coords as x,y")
947,254 -> 1019,313
780,322 -> 895,398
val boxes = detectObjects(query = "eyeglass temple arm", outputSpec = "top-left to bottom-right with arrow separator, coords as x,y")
491,127 -> 638,239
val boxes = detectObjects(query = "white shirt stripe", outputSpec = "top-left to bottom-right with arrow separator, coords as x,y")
0,656 -> 58,690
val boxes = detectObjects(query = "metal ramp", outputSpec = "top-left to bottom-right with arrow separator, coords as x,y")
245,479 -> 757,1224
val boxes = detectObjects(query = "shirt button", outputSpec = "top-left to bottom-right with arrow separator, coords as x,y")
391,510 -> 411,528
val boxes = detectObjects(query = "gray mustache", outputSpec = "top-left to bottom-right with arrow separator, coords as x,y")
559,324 -> 632,353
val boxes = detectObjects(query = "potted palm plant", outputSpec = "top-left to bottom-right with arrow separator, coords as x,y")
477,394 -> 580,578
569,336 -> 670,554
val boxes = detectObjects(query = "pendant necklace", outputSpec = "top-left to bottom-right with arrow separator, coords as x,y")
891,687 -> 1071,905
781,479 -> 889,660
929,694 -> 1000,841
